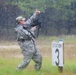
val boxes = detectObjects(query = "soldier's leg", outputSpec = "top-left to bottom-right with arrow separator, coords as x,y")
17,50 -> 33,70
32,48 -> 42,71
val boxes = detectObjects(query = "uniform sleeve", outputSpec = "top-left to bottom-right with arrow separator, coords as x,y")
24,13 -> 37,26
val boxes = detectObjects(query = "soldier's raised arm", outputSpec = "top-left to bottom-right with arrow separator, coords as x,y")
25,9 -> 40,26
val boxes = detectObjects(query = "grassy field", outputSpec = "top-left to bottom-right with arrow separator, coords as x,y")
0,35 -> 76,75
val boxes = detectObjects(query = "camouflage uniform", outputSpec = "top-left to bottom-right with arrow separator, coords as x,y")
15,13 -> 42,71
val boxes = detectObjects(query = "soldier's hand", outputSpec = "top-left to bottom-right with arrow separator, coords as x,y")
31,26 -> 36,31
35,9 -> 40,14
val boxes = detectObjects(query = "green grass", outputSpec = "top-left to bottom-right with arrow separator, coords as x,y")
38,35 -> 76,43
0,57 -> 76,75
0,35 -> 76,75
64,60 -> 76,73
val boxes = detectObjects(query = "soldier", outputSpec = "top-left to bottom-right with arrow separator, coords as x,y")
15,10 -> 42,71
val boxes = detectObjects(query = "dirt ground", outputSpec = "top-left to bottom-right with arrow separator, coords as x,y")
0,42 -> 76,61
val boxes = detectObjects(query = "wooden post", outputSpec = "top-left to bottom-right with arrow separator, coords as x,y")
58,66 -> 63,73
58,40 -> 64,73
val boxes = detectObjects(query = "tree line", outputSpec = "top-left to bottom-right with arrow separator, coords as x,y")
0,0 -> 76,40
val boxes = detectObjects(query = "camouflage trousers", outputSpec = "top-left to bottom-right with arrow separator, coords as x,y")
17,40 -> 42,71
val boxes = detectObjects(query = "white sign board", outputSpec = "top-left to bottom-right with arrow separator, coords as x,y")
52,41 -> 64,67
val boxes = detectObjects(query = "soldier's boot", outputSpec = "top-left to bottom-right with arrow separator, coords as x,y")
16,60 -> 30,70
34,62 -> 42,71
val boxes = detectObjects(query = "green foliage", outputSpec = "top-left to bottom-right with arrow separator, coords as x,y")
4,0 -> 76,16
5,0 -> 76,22
0,0 -> 76,38
5,0 -> 46,15
5,0 -> 72,15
